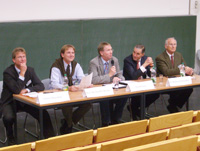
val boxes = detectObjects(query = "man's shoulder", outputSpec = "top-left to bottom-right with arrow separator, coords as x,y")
156,51 -> 166,60
90,56 -> 99,63
112,56 -> 119,61
3,64 -> 17,74
174,51 -> 182,56
27,66 -> 34,70
124,54 -> 132,62
4,64 -> 13,72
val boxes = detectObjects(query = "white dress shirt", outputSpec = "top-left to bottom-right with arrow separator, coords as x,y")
166,50 -> 174,61
50,60 -> 85,89
138,59 -> 146,73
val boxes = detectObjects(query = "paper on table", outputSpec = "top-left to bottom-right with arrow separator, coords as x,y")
22,92 -> 38,98
78,72 -> 93,90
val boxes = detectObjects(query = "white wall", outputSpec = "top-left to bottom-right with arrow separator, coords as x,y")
0,0 -> 189,22
0,0 -> 199,58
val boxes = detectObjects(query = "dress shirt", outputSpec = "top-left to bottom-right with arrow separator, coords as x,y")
15,66 -> 30,92
166,50 -> 174,61
137,59 -> 146,79
138,59 -> 146,73
101,57 -> 109,74
50,60 -> 85,89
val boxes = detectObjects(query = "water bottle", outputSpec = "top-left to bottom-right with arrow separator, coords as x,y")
150,67 -> 156,85
179,63 -> 185,77
62,74 -> 69,91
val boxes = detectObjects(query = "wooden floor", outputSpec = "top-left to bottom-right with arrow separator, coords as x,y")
0,87 -> 200,148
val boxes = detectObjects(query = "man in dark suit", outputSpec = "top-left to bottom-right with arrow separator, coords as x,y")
156,37 -> 193,113
88,42 -> 127,126
123,44 -> 159,120
0,47 -> 54,145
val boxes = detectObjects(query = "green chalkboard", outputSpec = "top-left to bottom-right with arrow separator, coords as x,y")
0,16 -> 196,80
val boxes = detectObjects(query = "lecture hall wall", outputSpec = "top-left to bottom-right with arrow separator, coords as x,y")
0,0 -> 200,63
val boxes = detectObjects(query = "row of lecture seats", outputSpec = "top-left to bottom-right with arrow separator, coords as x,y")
1,110 -> 200,151
1,135 -> 199,151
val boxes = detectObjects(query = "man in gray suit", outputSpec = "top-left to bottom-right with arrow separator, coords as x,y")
88,42 -> 126,126
156,37 -> 193,113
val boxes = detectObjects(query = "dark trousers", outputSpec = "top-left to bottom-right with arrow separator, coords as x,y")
168,88 -> 193,108
2,102 -> 55,139
131,94 -> 160,118
100,98 -> 127,125
61,103 -> 91,127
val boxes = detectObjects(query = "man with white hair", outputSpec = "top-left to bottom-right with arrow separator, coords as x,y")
156,37 -> 193,113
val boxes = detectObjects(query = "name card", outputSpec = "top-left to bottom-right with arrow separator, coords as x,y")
83,86 -> 114,98
37,91 -> 70,105
126,80 -> 155,92
166,76 -> 192,87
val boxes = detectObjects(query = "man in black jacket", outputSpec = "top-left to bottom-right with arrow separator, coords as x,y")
123,45 -> 159,120
0,47 -> 54,145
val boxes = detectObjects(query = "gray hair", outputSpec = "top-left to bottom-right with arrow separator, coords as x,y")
165,37 -> 177,45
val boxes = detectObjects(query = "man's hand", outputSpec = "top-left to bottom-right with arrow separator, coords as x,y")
112,77 -> 121,83
108,66 -> 116,77
185,66 -> 193,76
19,63 -> 27,77
20,89 -> 28,94
87,84 -> 93,88
68,86 -> 79,92
142,57 -> 154,68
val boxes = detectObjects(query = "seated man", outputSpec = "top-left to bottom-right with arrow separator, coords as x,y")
123,44 -> 159,120
50,44 -> 91,134
88,42 -> 127,126
1,47 -> 54,145
156,37 -> 193,113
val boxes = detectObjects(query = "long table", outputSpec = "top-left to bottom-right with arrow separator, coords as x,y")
13,75 -> 200,140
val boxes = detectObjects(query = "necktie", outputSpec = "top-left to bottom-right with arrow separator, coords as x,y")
66,65 -> 70,76
66,65 -> 73,86
137,61 -> 141,79
171,55 -> 174,68
104,62 -> 109,74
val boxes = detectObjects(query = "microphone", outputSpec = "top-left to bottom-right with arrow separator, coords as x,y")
111,60 -> 114,66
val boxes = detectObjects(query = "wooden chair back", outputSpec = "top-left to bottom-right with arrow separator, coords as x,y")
123,135 -> 198,151
62,145 -> 98,151
194,111 -> 200,122
148,111 -> 193,132
100,129 -> 168,151
35,130 -> 94,151
168,121 -> 200,139
0,143 -> 32,151
95,120 -> 148,143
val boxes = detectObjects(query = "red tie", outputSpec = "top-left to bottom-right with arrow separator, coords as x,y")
171,55 -> 174,68
137,61 -> 141,79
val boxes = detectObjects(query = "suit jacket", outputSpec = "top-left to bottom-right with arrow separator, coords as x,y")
156,51 -> 186,76
88,56 -> 124,84
123,54 -> 151,80
0,64 -> 44,112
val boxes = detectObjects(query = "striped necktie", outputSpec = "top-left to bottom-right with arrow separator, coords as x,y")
104,62 -> 109,74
